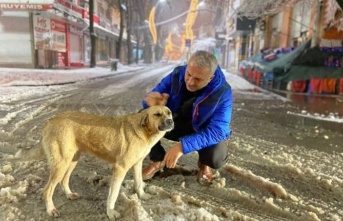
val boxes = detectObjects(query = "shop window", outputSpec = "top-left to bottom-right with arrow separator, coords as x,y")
98,38 -> 108,61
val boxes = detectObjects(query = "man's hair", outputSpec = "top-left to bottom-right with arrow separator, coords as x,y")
189,50 -> 218,75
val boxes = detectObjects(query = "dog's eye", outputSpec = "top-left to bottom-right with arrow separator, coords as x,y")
154,113 -> 162,117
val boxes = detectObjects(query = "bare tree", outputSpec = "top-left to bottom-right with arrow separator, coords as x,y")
133,0 -> 152,63
116,0 -> 125,61
236,0 -> 313,19
133,17 -> 141,64
126,0 -> 133,64
131,0 -> 143,64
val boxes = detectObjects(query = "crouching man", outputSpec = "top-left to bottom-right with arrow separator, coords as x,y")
142,50 -> 233,185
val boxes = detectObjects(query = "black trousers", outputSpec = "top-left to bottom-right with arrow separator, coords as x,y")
149,127 -> 229,169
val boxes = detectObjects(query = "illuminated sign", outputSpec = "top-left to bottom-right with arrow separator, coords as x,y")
0,3 -> 52,10
0,0 -> 53,10
0,0 -> 53,3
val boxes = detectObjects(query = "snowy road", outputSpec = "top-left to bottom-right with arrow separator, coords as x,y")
0,64 -> 342,221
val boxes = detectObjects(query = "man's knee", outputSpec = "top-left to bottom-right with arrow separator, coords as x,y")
211,152 -> 229,169
199,140 -> 229,169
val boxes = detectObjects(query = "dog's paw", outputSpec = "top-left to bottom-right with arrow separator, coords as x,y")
107,209 -> 120,220
139,192 -> 151,200
67,192 -> 80,200
48,208 -> 60,217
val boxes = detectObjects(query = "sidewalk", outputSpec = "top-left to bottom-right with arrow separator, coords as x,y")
0,64 -> 144,87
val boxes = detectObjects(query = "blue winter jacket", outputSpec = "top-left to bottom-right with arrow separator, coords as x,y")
142,65 -> 233,154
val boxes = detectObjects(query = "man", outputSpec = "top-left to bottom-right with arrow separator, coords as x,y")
142,50 -> 233,185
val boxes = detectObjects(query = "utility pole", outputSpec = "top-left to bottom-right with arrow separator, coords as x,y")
89,0 -> 96,67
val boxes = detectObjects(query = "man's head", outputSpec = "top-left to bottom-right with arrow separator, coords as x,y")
185,51 -> 218,92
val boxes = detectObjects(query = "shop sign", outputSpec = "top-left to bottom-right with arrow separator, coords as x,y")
51,19 -> 66,52
0,3 -> 52,10
69,24 -> 83,35
57,52 -> 67,67
0,0 -> 53,3
55,0 -> 82,18
33,15 -> 51,50
83,9 -> 99,24
216,31 -> 226,40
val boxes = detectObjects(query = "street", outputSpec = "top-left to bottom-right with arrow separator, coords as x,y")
0,65 -> 342,221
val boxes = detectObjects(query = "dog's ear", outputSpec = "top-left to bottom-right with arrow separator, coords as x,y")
140,113 -> 148,127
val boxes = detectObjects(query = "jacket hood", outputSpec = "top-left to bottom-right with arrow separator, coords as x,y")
208,66 -> 226,92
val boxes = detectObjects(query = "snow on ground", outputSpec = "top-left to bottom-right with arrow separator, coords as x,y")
288,110 -> 343,123
0,63 -> 142,87
1,63 -> 341,122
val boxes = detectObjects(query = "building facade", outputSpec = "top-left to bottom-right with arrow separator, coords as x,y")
225,0 -> 343,95
0,0 -> 129,68
225,0 -> 343,70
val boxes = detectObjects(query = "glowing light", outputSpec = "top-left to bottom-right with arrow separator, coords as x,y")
148,7 -> 157,44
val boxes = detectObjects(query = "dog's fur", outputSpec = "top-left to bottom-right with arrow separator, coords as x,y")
15,106 -> 173,219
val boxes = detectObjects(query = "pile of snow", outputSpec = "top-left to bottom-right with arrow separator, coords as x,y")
288,110 -> 343,123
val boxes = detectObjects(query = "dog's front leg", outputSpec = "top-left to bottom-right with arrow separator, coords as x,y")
106,166 -> 125,220
133,159 -> 151,200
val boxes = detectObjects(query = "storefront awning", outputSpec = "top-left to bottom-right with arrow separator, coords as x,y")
279,65 -> 343,82
81,19 -> 137,44
242,40 -> 311,74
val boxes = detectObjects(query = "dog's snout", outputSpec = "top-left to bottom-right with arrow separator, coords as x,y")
165,119 -> 173,125
159,118 -> 174,131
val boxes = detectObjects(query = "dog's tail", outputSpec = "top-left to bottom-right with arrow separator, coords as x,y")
14,146 -> 45,161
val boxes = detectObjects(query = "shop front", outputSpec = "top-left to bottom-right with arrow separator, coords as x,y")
0,0 -> 99,68
0,11 -> 32,67
94,26 -> 117,65
69,24 -> 84,66
33,15 -> 69,68
0,1 -> 54,68
226,14 -> 256,70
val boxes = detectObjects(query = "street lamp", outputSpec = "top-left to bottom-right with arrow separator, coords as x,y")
147,0 -> 215,61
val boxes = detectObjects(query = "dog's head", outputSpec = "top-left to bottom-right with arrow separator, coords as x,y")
141,106 -> 174,134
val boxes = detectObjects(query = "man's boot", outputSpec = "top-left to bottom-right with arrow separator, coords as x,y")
197,161 -> 213,185
142,161 -> 165,180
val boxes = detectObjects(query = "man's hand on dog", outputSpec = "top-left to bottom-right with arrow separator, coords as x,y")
164,142 -> 183,168
145,92 -> 169,106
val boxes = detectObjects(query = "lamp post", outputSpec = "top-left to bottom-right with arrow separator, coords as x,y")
145,0 -> 215,62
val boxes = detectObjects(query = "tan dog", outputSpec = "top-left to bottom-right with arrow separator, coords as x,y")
15,106 -> 173,219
